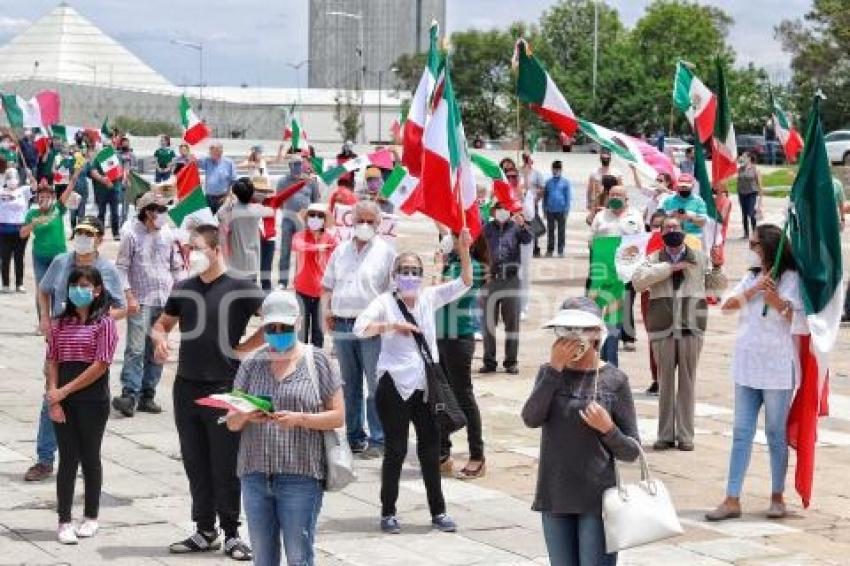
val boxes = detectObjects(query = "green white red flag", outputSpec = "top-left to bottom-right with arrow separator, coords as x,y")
785,96 -> 843,509
94,145 -> 122,181
1,90 -> 60,128
711,58 -> 737,184
402,20 -> 442,177
380,165 -> 420,214
578,119 -> 659,180
693,139 -> 725,250
514,39 -> 578,136
316,149 -> 394,186
770,90 -> 804,163
469,153 -> 522,213
673,61 -> 717,143
283,116 -> 307,150
168,186 -> 215,228
180,95 -> 209,145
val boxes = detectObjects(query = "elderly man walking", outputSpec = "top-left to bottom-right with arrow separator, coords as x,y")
633,216 -> 708,452
194,143 -> 237,214
321,201 -> 396,458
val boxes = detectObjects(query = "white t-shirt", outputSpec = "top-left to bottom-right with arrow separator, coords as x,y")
590,208 -> 644,237
353,278 -> 470,400
322,236 -> 397,318
0,186 -> 32,225
728,270 -> 805,390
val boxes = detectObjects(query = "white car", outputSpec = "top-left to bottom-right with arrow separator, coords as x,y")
825,130 -> 850,166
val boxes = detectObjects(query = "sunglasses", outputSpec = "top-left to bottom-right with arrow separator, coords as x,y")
396,266 -> 423,277
357,219 -> 378,226
306,212 -> 325,219
264,323 -> 294,333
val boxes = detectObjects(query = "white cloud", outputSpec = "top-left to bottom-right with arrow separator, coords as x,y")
0,16 -> 30,32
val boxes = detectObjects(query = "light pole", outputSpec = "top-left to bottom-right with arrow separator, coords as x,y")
326,10 -> 365,143
377,66 -> 397,143
286,59 -> 310,122
592,0 -> 599,110
172,39 -> 204,110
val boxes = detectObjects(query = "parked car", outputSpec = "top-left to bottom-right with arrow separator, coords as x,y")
825,130 -> 850,166
736,134 -> 786,164
664,137 -> 692,163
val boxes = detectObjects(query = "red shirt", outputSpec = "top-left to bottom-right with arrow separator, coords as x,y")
292,230 -> 339,297
47,316 -> 118,364
329,186 -> 357,214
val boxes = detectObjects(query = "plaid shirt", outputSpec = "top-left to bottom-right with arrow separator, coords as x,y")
116,220 -> 184,307
234,348 -> 341,479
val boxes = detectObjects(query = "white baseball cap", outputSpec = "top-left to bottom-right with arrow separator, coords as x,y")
261,290 -> 300,325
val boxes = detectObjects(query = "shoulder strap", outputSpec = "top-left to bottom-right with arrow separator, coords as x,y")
303,344 -> 322,403
393,294 -> 435,365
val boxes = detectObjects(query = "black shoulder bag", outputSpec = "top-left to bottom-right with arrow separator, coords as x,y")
393,294 -> 467,434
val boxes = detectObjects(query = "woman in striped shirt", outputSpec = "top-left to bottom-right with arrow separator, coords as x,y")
45,265 -> 118,545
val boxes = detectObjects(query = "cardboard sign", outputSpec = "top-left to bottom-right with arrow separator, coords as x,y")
333,203 -> 398,240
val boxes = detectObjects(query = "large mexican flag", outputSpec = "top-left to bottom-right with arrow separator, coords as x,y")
673,61 -> 716,143
770,89 -> 804,163
380,165 -> 420,214
402,21 -> 441,177
1,90 -> 60,128
514,39 -> 577,135
469,153 -> 522,213
180,95 -> 210,145
711,58 -> 737,184
785,96 -> 843,509
579,119 -> 661,180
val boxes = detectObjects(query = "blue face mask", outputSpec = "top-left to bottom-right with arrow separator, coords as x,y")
265,331 -> 296,352
68,286 -> 94,307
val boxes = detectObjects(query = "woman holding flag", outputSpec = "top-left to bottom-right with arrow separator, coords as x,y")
706,223 -> 803,521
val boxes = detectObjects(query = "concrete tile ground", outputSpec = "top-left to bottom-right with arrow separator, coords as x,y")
1,153 -> 849,564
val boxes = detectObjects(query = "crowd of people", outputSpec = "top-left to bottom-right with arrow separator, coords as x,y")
1,122 -> 847,566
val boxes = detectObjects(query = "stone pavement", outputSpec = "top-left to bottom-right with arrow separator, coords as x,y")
1,155 -> 850,565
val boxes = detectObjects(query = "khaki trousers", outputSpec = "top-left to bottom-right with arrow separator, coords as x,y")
651,334 -> 704,445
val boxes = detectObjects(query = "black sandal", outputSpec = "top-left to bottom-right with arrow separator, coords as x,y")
456,459 -> 486,480
224,536 -> 253,561
168,531 -> 221,554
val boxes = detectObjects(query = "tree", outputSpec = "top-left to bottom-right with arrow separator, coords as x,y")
333,92 -> 361,142
113,116 -> 180,138
776,0 -> 850,131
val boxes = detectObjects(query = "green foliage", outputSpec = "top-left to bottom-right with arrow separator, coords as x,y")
112,116 -> 180,137
333,92 -> 361,142
776,0 -> 850,131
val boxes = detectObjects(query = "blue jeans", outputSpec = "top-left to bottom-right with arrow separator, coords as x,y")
600,325 -> 620,368
333,318 -> 383,448
542,512 -> 617,566
33,254 -> 54,321
119,305 -> 164,400
36,398 -> 57,466
242,473 -> 323,566
95,189 -> 120,238
154,170 -> 171,183
727,384 -> 792,498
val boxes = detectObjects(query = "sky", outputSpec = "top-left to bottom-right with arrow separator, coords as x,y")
0,0 -> 811,88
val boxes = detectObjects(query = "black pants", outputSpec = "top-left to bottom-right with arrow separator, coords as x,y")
482,276 -> 521,369
739,192 -> 758,238
297,292 -> 324,348
173,379 -> 242,535
376,374 -> 445,517
545,211 -> 566,255
437,338 -> 484,461
259,238 -> 275,291
95,189 -> 120,237
53,400 -> 110,523
0,232 -> 27,287
621,282 -> 637,344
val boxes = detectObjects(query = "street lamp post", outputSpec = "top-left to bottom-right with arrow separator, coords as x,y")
592,0 -> 599,110
172,39 -> 204,110
326,10 -> 365,143
286,59 -> 310,122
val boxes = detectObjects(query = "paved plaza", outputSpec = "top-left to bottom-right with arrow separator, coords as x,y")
0,154 -> 849,565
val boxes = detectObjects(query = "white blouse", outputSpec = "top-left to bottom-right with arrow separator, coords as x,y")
728,270 -> 806,390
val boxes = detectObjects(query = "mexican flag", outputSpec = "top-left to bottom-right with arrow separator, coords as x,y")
469,153 -> 523,213
175,160 -> 201,199
785,96 -> 843,509
283,116 -> 307,150
694,139 -> 725,250
380,165 -> 420,214
94,145 -> 123,181
100,116 -> 110,138
125,171 -> 152,206
32,127 -> 51,156
317,148 -> 395,185
588,236 -> 627,326
673,61 -> 716,143
168,186 -> 215,228
402,20 -> 442,177
419,64 -> 481,238
1,90 -> 60,128
770,89 -> 804,163
196,390 -> 274,414
50,124 -> 83,143
579,119 -> 660,180
514,39 -> 578,135
53,155 -> 75,185
711,58 -> 737,184
180,95 -> 209,145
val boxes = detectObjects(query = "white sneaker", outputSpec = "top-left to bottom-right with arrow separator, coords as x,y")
58,522 -> 78,544
76,519 -> 99,538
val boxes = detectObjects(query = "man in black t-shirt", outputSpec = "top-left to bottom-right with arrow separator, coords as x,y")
152,224 -> 263,560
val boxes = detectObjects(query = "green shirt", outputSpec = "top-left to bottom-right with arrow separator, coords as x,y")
24,203 -> 67,259
661,194 -> 708,235
436,258 -> 485,339
154,147 -> 176,169
833,176 -> 845,208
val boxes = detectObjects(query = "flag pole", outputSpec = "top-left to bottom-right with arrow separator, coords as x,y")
762,219 -> 789,316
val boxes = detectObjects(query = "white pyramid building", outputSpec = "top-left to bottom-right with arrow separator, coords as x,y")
0,2 -> 174,92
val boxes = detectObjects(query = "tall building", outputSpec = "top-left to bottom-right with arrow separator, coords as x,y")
308,0 -> 446,90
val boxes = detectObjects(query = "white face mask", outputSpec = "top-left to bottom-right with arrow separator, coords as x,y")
306,216 -> 325,231
188,250 -> 211,275
494,209 -> 510,223
153,213 -> 168,229
353,222 -> 376,242
5,178 -> 19,190
74,235 -> 95,255
746,248 -> 762,269
439,234 -> 454,255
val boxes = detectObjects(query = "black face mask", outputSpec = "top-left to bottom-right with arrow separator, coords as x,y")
121,146 -> 130,152
677,190 -> 691,198
600,157 -> 611,166
662,231 -> 685,248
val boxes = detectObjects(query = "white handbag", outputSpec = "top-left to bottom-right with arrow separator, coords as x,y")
601,441 -> 683,553
304,346 -> 356,492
